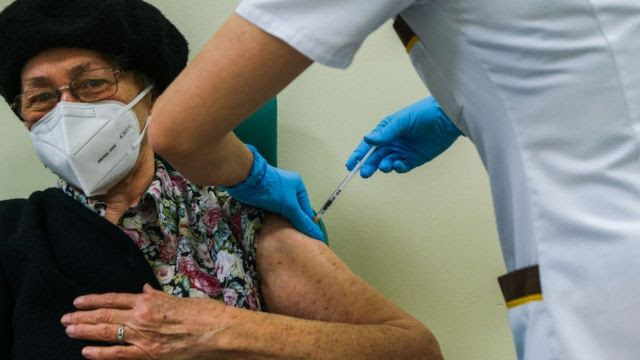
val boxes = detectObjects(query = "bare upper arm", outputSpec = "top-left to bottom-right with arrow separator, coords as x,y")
256,214 -> 414,325
151,14 -> 313,187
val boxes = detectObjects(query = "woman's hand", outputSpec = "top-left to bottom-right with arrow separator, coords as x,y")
221,145 -> 324,241
346,96 -> 462,178
61,284 -> 227,360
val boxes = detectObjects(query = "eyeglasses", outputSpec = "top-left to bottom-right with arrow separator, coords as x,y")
11,67 -> 122,122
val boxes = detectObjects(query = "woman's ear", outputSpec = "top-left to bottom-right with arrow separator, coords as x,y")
145,91 -> 157,111
149,90 -> 159,107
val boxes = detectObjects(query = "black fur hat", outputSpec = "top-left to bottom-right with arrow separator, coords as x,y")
0,0 -> 189,105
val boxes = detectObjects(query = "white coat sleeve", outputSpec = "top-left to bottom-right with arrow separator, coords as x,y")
236,0 -> 416,69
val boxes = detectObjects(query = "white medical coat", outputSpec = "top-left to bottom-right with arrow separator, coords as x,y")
236,1 -> 640,359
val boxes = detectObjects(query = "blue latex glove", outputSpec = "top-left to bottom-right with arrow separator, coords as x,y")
221,145 -> 324,241
346,96 -> 463,178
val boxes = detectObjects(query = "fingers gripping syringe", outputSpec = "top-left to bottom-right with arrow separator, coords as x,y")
313,146 -> 377,223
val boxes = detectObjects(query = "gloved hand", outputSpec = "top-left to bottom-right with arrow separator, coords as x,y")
221,145 -> 324,241
346,96 -> 463,178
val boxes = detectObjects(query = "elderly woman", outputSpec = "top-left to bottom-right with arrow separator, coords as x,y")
0,0 -> 442,359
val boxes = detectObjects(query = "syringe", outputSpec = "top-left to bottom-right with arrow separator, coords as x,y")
313,145 -> 378,223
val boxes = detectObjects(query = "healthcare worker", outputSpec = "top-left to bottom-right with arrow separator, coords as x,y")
149,1 -> 640,359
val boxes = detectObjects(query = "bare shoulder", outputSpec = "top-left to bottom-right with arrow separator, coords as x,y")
256,214 -> 408,323
256,215 -> 442,359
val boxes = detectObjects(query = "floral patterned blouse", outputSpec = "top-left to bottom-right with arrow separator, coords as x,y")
59,159 -> 265,310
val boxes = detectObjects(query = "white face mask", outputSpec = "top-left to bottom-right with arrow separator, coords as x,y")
30,85 -> 154,197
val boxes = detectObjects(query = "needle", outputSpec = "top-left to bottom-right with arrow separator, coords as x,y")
313,145 -> 377,223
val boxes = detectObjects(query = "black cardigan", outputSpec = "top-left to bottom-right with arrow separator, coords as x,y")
0,188 -> 161,359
